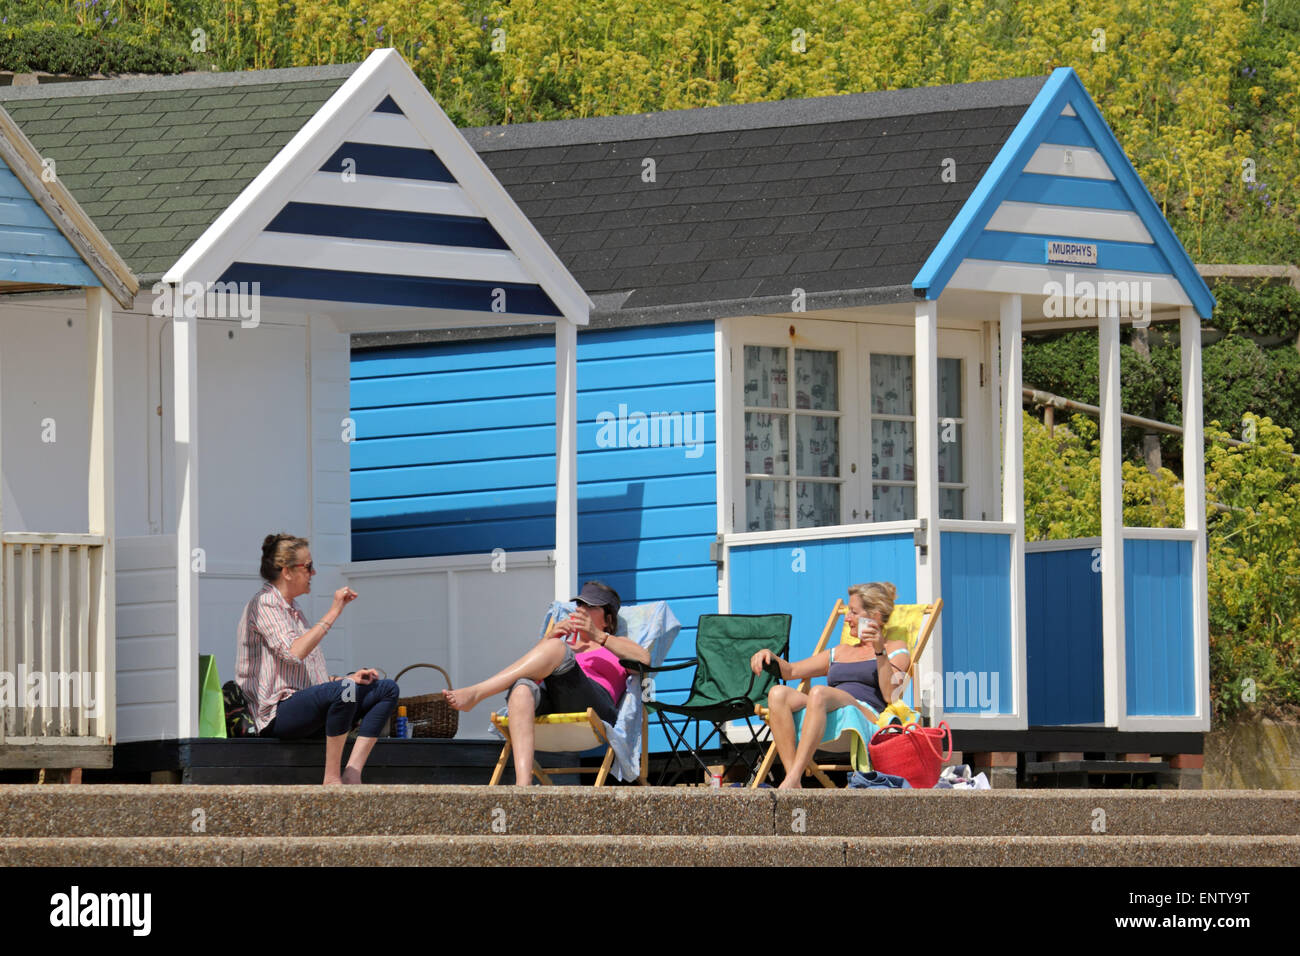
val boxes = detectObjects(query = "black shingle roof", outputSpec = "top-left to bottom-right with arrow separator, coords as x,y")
467,75 -> 1047,325
2,64 -> 1045,330
0,64 -> 358,278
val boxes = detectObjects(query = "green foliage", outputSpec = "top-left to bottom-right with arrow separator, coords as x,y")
1209,281 -> 1300,338
1203,335 -> 1300,443
1024,409 -> 1300,718
1204,416 -> 1300,719
3,0 -> 1298,261
0,21 -> 198,74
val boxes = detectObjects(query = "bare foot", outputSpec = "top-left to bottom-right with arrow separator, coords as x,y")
444,685 -> 483,712
777,777 -> 803,790
324,777 -> 343,786
341,766 -> 362,785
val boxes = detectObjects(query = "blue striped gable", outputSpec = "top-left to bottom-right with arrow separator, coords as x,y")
913,67 -> 1215,319
217,94 -> 562,317
0,158 -> 100,288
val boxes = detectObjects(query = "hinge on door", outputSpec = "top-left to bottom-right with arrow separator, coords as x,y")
709,535 -> 725,568
979,362 -> 985,387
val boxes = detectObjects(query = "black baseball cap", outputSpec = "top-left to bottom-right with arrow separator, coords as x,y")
573,581 -> 621,622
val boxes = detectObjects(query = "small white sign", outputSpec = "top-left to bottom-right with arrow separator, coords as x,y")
1045,240 -> 1098,265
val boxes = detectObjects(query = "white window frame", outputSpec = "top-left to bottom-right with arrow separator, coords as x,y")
728,316 -> 860,534
722,315 -> 987,538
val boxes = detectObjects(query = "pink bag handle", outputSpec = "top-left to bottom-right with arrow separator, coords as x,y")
915,720 -> 951,762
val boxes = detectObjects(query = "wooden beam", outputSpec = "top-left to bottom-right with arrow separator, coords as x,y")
914,299 -> 943,718
1098,309 -> 1126,729
1181,305 -> 1212,730
0,742 -> 114,769
173,280 -> 200,740
87,288 -> 115,743
554,320 -> 577,600
1000,294 -> 1027,728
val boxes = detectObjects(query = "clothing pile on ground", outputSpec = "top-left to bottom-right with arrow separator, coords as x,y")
932,763 -> 992,790
846,763 -> 991,790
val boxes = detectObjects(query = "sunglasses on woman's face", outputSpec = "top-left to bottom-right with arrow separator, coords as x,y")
293,562 -> 315,573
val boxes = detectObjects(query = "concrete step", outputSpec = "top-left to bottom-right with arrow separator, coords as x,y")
2,786 -> 1297,839
3,834 -> 1298,866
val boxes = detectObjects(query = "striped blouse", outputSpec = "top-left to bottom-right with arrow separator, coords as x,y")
235,582 -> 329,733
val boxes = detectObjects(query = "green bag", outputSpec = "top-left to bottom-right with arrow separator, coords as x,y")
198,654 -> 228,738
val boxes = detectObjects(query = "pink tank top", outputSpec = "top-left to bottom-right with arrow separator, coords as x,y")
576,646 -> 630,704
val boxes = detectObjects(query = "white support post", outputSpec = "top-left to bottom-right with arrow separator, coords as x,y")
87,288 -> 116,742
173,281 -> 200,740
915,300 -> 943,718
1181,306 -> 1211,729
1098,308 -> 1126,728
0,304 -> 4,741
554,320 -> 578,601
999,294 -> 1027,726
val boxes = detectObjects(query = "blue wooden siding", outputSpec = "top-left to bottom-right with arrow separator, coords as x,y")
0,162 -> 99,287
1025,545 -> 1104,725
351,321 -> 719,749
938,531 -> 1013,714
1124,537 -> 1196,716
727,534 -> 917,692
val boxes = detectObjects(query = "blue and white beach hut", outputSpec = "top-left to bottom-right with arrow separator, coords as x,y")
0,55 -> 1213,771
351,66 -> 1214,755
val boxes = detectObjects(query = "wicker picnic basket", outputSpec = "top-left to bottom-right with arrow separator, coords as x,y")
393,663 -> 458,738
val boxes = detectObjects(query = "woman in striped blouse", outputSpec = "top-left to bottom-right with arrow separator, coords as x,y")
236,533 -> 399,784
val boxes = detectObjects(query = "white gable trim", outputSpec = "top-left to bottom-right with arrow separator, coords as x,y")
164,48 -> 590,326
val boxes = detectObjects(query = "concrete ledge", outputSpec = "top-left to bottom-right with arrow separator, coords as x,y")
2,786 -> 1298,838
0,785 -> 775,837
2,835 -> 1297,867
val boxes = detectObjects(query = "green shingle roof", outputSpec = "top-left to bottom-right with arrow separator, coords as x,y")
0,64 -> 358,278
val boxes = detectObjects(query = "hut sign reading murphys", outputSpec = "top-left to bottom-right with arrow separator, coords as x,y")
1045,240 -> 1098,265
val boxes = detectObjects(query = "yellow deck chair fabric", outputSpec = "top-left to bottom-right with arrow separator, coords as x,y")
752,597 -> 942,787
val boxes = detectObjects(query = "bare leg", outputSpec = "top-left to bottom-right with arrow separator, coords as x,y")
765,684 -> 809,788
445,638 -> 568,712
324,734 -> 347,785
780,685 -> 863,789
507,684 -> 539,785
342,736 -> 378,784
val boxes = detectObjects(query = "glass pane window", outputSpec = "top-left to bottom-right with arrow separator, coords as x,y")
797,481 -> 840,527
746,479 -> 790,531
940,488 -> 963,520
745,412 -> 789,476
744,343 -> 843,532
795,349 -> 838,411
936,422 -> 963,484
871,420 -> 914,483
870,354 -> 913,415
745,345 -> 788,408
873,484 -> 915,522
937,357 -> 962,419
796,414 -> 839,477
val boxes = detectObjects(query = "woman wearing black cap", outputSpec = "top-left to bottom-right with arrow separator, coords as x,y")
445,580 -> 649,785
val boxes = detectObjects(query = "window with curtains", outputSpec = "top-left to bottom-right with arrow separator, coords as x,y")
743,345 -> 842,531
734,319 -> 979,534
869,353 -> 966,522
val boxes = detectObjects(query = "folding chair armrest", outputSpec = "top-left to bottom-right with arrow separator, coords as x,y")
623,657 -> 697,673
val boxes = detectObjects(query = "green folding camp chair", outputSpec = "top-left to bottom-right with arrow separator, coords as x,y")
645,613 -> 791,786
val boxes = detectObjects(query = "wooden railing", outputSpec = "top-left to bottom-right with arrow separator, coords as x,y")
0,533 -> 113,744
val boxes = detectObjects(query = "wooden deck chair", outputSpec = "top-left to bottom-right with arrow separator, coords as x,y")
489,707 -> 638,786
487,601 -> 679,786
751,597 -> 943,788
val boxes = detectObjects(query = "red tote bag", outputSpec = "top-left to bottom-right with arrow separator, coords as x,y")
868,721 -> 951,789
